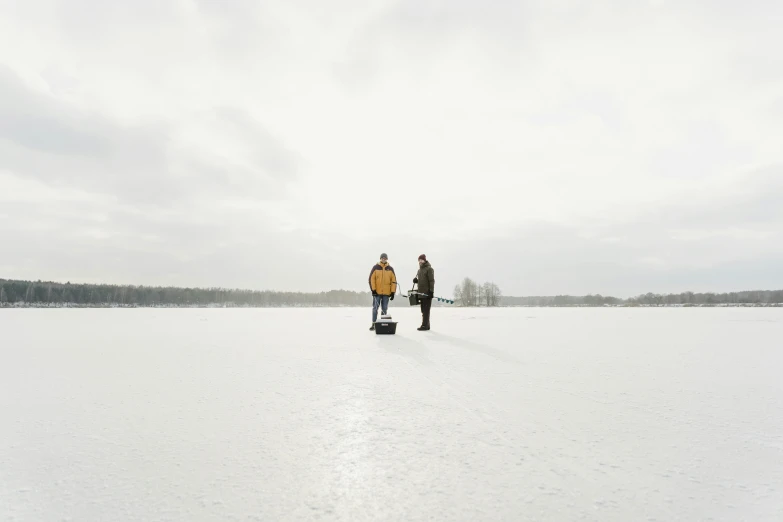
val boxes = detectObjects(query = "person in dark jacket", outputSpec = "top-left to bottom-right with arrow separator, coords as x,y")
368,253 -> 397,331
413,254 -> 434,331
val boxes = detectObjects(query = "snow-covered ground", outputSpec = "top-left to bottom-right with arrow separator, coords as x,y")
2,307 -> 781,521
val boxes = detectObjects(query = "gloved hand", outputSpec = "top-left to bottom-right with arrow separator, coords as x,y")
413,277 -> 418,284
390,293 -> 395,301
372,290 -> 378,296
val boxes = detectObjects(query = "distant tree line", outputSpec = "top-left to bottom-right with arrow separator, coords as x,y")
453,278 -> 502,307
625,290 -> 783,306
2,278 -> 782,308
502,290 -> 783,307
0,279 -> 372,308
502,294 -> 623,307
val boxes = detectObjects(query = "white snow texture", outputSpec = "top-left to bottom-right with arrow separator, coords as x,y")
1,307 -> 782,521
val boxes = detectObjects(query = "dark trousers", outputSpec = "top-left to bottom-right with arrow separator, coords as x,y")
420,297 -> 432,328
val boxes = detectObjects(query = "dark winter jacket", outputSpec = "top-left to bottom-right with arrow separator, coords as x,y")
369,261 -> 397,296
416,261 -> 435,297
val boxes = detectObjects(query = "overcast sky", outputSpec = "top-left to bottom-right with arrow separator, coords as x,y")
1,0 -> 781,297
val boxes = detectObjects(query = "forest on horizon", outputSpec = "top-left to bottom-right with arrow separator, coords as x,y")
2,278 -> 782,308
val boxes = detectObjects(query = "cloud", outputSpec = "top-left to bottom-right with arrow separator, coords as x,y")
0,0 -> 782,295
440,164 -> 783,296
0,65 -> 300,207
0,65 -> 176,203
0,60 -> 305,289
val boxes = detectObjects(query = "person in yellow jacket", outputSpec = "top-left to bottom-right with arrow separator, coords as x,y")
368,253 -> 397,330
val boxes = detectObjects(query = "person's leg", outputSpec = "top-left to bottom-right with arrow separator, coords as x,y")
381,295 -> 389,315
422,297 -> 432,328
372,295 -> 380,323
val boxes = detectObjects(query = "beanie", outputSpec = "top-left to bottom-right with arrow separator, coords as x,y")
380,253 -> 388,260
418,254 -> 426,261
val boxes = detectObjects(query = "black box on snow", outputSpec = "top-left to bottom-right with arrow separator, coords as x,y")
375,319 -> 397,335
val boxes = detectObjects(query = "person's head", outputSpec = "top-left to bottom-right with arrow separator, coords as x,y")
380,253 -> 388,263
418,254 -> 426,265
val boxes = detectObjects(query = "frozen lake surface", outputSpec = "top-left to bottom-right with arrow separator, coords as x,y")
2,307 -> 782,521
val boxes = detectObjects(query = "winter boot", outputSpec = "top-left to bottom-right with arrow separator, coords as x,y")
370,324 -> 376,331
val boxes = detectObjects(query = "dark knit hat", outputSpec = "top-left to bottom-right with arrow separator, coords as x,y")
418,254 -> 426,261
380,253 -> 388,259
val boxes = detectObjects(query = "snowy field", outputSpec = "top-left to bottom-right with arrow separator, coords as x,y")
1,307 -> 782,522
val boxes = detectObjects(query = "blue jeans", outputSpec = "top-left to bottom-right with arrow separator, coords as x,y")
372,295 -> 390,322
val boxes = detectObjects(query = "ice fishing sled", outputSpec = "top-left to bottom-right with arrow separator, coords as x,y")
374,315 -> 397,335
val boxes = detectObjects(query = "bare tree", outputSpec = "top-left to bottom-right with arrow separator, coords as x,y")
469,278 -> 479,306
490,283 -> 502,306
453,279 -> 502,307
453,284 -> 463,306
482,282 -> 502,306
458,277 -> 478,307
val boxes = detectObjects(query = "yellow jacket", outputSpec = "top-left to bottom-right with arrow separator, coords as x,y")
369,261 -> 397,296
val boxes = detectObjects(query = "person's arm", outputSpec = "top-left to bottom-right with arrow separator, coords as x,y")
428,267 -> 435,296
369,266 -> 377,293
390,267 -> 397,294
